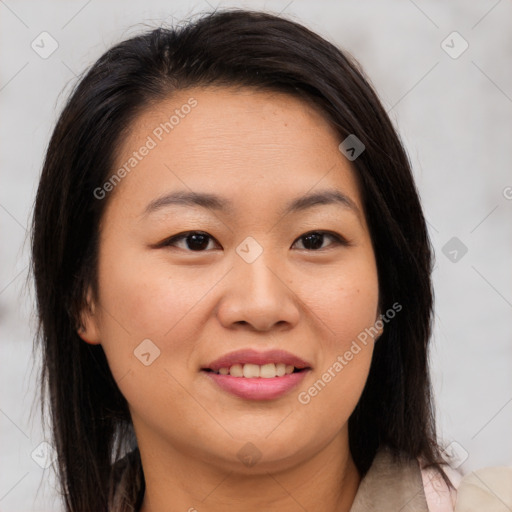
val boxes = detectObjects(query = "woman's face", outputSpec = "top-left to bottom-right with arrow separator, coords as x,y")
80,86 -> 381,473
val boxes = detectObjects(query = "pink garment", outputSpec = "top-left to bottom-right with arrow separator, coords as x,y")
420,462 -> 462,511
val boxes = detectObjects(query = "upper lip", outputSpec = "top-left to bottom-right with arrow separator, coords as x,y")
203,349 -> 312,372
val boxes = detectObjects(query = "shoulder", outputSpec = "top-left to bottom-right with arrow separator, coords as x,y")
454,466 -> 512,511
420,460 -> 512,512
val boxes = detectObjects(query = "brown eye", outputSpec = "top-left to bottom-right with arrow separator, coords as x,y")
163,231 -> 220,251
293,231 -> 346,251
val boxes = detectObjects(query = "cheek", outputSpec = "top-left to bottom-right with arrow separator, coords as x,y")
293,266 -> 378,426
94,243 -> 224,382
292,253 -> 379,408
97,244 -> 218,335
301,257 -> 380,347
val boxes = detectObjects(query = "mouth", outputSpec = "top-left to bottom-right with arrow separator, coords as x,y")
202,363 -> 308,378
202,348 -> 312,376
201,349 -> 312,400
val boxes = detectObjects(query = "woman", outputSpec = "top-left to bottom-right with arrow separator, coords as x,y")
31,9 -> 510,512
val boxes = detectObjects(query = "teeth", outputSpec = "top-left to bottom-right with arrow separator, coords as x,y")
215,363 -> 298,378
229,364 -> 244,377
260,363 -> 277,378
243,363 -> 260,378
276,363 -> 287,377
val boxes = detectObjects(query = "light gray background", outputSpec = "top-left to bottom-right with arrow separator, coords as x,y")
1,1 -> 511,510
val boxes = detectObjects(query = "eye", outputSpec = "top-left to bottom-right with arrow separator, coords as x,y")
161,231 -> 220,251
292,230 -> 347,251
158,230 -> 347,252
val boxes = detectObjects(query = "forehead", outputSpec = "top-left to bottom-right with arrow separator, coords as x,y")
106,86 -> 364,217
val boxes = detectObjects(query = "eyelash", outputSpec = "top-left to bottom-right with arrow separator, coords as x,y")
160,230 -> 349,252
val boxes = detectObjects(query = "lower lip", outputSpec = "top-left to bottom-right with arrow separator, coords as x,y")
203,370 -> 310,400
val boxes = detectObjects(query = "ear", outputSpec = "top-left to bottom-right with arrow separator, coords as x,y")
374,308 -> 384,340
76,287 -> 101,345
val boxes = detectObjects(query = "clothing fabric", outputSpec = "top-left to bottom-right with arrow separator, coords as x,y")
349,447 -> 445,511
109,446 -> 512,511
453,466 -> 512,511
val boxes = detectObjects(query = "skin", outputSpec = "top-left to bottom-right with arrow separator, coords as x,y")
79,86 -> 382,512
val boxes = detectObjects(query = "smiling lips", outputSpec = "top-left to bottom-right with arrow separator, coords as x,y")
202,348 -> 312,400
214,362 -> 296,378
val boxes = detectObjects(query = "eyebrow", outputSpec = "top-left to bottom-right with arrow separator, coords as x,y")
142,188 -> 361,219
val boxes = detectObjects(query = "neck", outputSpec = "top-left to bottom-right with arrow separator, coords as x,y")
138,429 -> 360,512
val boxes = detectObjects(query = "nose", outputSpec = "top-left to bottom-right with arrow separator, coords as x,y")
215,250 -> 300,332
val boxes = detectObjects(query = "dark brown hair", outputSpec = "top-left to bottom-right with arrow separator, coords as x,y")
31,8 -> 447,512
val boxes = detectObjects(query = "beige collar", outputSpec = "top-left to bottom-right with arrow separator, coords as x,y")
350,448 -> 429,512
